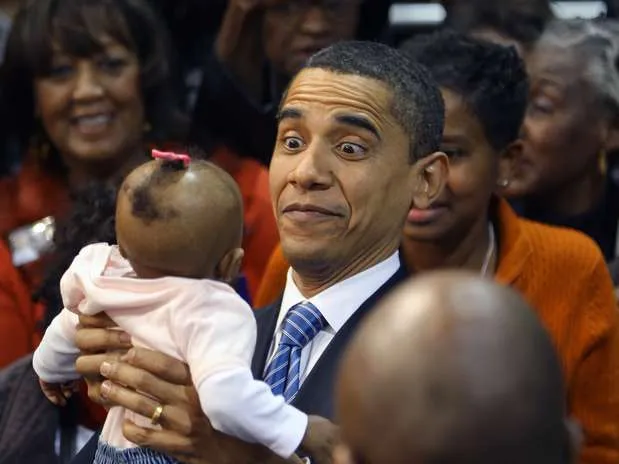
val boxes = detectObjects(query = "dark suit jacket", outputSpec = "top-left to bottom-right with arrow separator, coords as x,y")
0,355 -> 80,464
70,265 -> 407,463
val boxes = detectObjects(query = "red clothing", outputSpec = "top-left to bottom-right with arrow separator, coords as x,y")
0,241 -> 38,368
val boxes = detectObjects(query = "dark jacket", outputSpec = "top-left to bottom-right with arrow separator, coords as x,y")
0,355 -> 79,464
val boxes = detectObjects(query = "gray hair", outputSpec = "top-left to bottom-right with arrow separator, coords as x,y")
538,19 -> 619,112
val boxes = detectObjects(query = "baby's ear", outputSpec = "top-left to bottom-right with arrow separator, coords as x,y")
216,248 -> 245,283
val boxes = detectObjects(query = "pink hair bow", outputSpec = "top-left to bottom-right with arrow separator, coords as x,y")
152,149 -> 191,167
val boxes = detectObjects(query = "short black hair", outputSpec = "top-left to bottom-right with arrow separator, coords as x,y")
401,30 -> 528,152
304,41 -> 445,161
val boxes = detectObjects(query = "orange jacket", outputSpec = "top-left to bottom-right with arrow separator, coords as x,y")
256,198 -> 619,464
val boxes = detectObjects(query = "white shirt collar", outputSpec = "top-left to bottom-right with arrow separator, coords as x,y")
278,252 -> 401,334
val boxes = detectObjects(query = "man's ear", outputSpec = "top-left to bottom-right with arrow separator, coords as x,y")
216,248 -> 245,283
411,151 -> 449,210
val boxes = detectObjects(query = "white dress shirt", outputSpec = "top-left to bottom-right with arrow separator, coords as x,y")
266,252 -> 401,384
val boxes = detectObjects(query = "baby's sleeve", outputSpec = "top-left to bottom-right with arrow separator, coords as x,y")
172,288 -> 307,458
59,246 -> 92,310
197,367 -> 308,458
32,308 -> 81,383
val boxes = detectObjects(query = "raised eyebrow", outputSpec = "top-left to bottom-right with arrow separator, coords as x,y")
334,114 -> 381,140
276,107 -> 303,123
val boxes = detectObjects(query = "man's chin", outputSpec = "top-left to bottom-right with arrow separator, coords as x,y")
282,241 -> 333,272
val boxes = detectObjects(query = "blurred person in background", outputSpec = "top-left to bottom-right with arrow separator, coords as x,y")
442,0 -> 553,56
0,0 -> 21,61
0,0 -> 185,368
145,0 -> 227,111
0,0 -> 31,181
505,19 -> 619,263
189,0 -> 393,166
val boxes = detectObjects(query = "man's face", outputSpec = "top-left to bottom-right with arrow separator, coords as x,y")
269,68 -> 434,277
263,0 -> 361,77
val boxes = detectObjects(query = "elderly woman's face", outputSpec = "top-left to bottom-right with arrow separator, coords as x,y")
34,37 -> 144,169
505,46 -> 612,198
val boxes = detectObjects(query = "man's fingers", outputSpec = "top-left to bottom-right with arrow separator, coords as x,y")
101,380 -> 162,420
83,378 -> 113,408
122,348 -> 192,386
74,327 -> 132,353
100,380 -> 190,433
100,359 -> 188,405
77,313 -> 117,329
75,352 -> 124,378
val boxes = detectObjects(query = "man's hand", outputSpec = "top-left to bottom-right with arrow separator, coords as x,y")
300,416 -> 339,464
74,313 -> 132,406
97,347 -> 298,464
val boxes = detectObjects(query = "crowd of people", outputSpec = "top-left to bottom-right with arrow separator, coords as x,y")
0,0 -> 617,463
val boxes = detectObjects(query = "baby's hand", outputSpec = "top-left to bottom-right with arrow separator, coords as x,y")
300,415 -> 340,464
39,379 -> 80,407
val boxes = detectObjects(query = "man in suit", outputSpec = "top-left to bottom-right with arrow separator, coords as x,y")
69,41 -> 448,463
334,271 -> 579,464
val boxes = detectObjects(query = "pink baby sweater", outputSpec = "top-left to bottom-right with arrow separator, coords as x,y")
32,243 -> 306,457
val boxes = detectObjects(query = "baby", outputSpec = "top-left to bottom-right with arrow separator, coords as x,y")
33,151 -> 322,464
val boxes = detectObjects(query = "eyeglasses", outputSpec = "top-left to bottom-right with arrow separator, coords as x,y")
267,0 -> 360,16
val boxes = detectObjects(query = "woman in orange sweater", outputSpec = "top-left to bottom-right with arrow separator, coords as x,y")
257,31 -> 619,463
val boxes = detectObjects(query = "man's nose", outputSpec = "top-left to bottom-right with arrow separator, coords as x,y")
288,142 -> 333,190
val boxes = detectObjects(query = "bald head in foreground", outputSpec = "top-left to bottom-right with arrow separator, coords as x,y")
335,271 -> 579,464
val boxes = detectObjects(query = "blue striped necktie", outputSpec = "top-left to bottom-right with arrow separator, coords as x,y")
263,301 -> 327,403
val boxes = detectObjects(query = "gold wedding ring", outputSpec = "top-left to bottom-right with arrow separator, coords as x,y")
151,404 -> 164,426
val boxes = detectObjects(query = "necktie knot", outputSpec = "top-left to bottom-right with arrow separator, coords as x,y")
280,301 -> 326,349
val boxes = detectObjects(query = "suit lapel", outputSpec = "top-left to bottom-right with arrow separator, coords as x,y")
291,265 -> 408,418
251,299 -> 281,378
